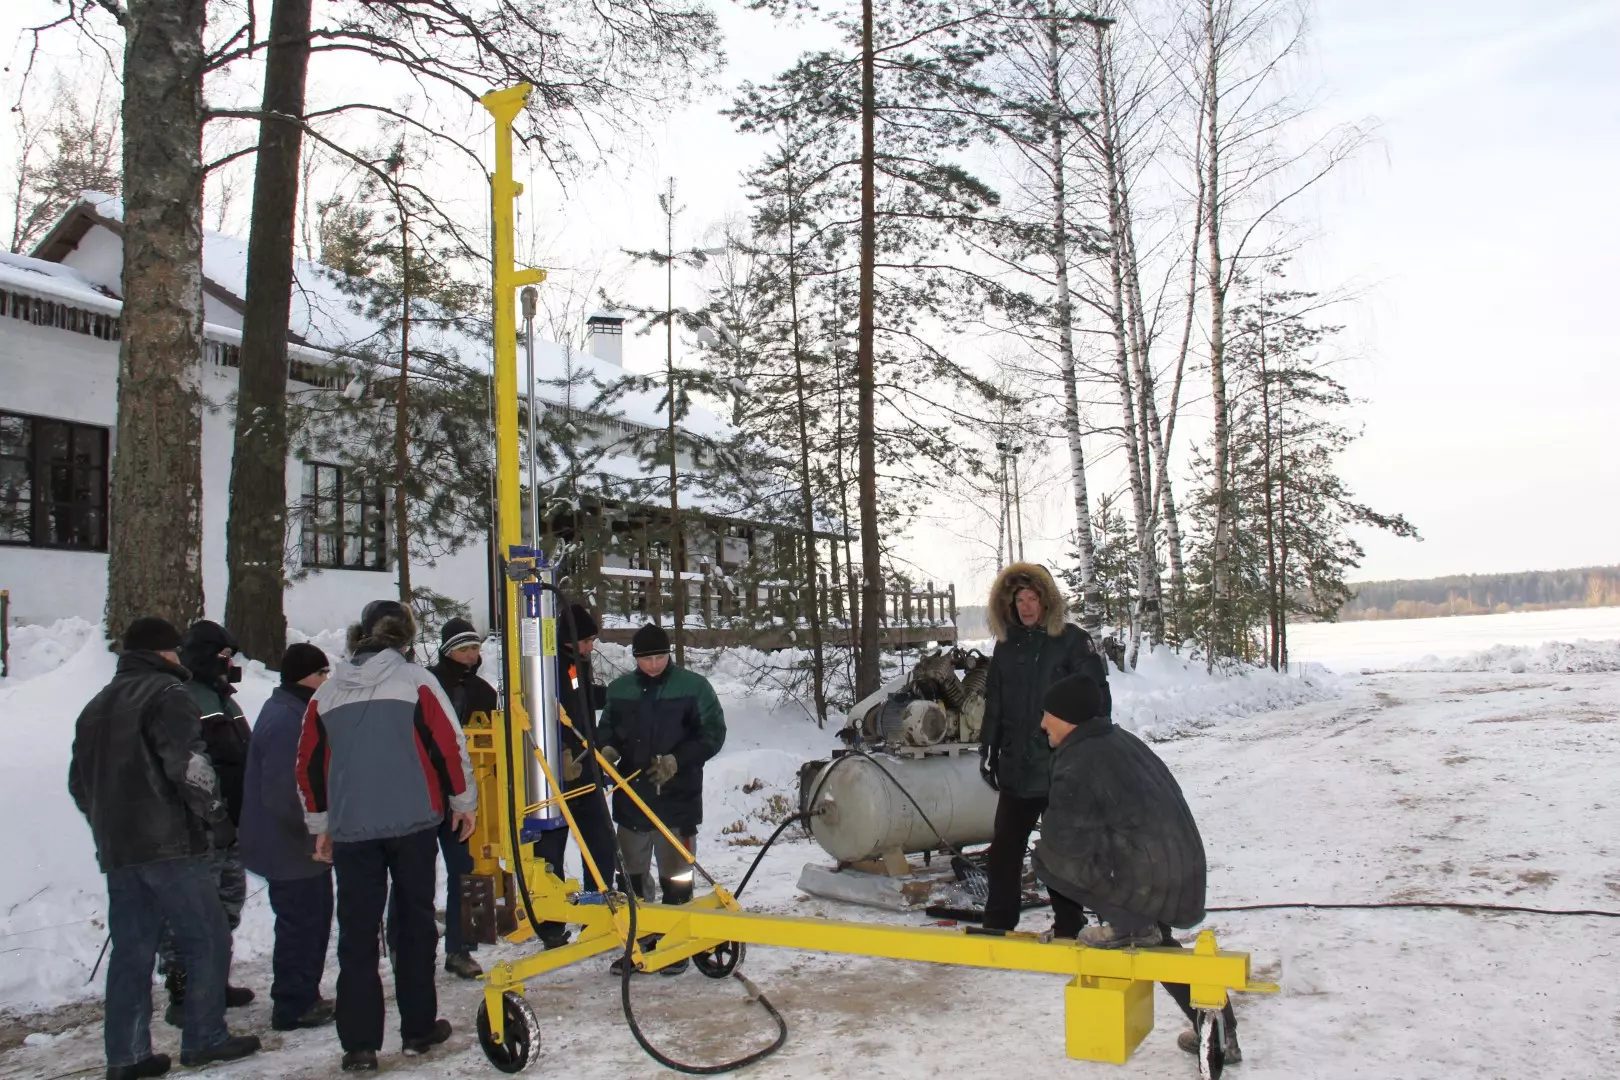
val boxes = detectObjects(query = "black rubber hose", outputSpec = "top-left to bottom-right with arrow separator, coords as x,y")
1206,901 -> 1620,918
548,589 -> 788,1075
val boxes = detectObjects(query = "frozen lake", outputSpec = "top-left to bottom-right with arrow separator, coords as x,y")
1287,605 -> 1620,672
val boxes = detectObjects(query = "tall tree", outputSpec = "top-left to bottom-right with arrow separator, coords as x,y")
222,0 -> 313,664
105,0 -> 209,641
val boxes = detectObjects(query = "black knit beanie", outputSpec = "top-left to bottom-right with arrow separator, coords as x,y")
569,603 -> 600,642
122,617 -> 183,654
280,642 -> 329,685
1042,673 -> 1104,726
631,623 -> 671,657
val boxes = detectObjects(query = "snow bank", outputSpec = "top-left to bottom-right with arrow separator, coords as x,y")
0,621 -> 1325,1013
1400,637 -> 1620,674
1110,646 -> 1335,740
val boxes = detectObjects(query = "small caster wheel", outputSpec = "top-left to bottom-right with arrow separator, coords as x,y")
477,991 -> 540,1074
1195,1008 -> 1226,1080
693,940 -> 745,979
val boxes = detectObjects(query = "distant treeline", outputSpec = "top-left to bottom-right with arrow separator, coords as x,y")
1342,566 -> 1620,621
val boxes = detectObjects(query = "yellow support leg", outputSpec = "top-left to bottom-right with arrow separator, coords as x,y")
1065,975 -> 1155,1064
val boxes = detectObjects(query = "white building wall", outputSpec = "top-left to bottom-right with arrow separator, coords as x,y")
1,315 -> 491,641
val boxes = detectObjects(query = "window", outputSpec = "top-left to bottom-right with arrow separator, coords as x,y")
0,411 -> 109,551
300,462 -> 391,571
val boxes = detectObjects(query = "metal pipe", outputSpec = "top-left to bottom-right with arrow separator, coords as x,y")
521,287 -> 540,547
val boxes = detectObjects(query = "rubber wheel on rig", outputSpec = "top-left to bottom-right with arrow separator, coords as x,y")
477,991 -> 540,1074
1196,1009 -> 1226,1080
693,940 -> 746,979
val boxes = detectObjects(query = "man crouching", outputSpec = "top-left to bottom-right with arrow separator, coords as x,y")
1032,674 -> 1242,1064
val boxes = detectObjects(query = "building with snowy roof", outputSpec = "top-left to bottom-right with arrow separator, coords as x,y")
0,194 -> 955,645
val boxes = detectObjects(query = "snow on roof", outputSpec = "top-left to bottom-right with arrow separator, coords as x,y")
69,193 -> 730,440
0,252 -> 123,315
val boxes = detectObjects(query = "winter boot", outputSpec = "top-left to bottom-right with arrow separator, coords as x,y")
272,999 -> 335,1032
657,877 -> 694,974
340,1051 -> 379,1072
179,1034 -> 261,1068
224,985 -> 255,1008
540,927 -> 573,951
106,1054 -> 170,1080
162,970 -> 185,1028
445,951 -> 483,980
402,1019 -> 453,1056
609,936 -> 660,977
1078,923 -> 1163,950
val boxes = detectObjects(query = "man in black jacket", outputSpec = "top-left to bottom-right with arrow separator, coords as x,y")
424,618 -> 499,976
158,621 -> 255,1026
69,617 -> 261,1079
1033,674 -> 1241,1063
976,563 -> 1103,931
557,604 -> 615,894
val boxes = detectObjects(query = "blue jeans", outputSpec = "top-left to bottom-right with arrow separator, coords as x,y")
104,856 -> 230,1065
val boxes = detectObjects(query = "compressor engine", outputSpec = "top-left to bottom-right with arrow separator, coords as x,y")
799,648 -> 999,868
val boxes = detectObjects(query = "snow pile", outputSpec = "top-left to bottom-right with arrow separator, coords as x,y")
0,618 -> 102,684
1401,637 -> 1620,674
1109,647 -> 1335,741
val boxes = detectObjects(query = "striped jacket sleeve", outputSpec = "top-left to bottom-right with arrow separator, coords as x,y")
295,695 -> 330,834
416,675 -> 477,815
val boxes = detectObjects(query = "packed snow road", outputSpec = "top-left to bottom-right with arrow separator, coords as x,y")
6,667 -> 1618,1080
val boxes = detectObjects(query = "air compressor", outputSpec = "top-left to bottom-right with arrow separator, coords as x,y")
459,82 -> 1276,1079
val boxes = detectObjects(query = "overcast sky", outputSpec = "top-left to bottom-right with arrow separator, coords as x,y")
4,0 -> 1616,600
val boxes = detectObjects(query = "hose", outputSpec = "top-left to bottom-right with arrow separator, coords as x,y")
1205,901 -> 1620,918
543,589 -> 787,1075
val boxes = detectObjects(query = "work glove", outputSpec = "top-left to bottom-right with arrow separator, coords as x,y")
978,743 -> 1000,792
563,749 -> 583,784
599,745 -> 621,769
647,754 -> 678,788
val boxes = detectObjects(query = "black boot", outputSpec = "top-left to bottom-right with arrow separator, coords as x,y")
162,969 -> 185,1029
658,878 -> 693,975
107,1054 -> 170,1080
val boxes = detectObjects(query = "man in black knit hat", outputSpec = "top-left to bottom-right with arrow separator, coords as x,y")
239,643 -> 335,1032
557,603 -> 614,894
70,617 -> 261,1078
424,617 -> 498,977
1033,673 -> 1241,1063
597,623 -> 726,976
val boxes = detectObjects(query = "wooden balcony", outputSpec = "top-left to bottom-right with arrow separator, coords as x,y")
575,555 -> 957,651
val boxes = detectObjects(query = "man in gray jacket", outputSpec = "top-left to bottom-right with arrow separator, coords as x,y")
296,601 -> 477,1072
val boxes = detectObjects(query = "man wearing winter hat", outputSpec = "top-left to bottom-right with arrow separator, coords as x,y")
596,623 -> 726,976
239,643 -> 336,1033
297,601 -> 477,1071
69,617 -> 261,1078
157,620 -> 255,1026
557,603 -> 615,894
1032,673 -> 1241,1063
423,617 -> 498,976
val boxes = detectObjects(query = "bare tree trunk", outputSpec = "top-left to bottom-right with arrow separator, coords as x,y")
1259,309 -> 1279,669
663,178 -> 686,665
394,217 -> 412,606
1203,0 -> 1232,669
784,158 -> 828,724
855,0 -> 882,698
1049,5 -> 1101,634
1092,27 -> 1152,668
224,0 -> 313,665
106,0 -> 208,641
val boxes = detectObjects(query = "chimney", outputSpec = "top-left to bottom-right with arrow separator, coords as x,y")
586,312 -> 624,366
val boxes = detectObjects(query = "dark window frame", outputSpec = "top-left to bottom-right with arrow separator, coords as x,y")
300,461 -> 391,572
0,409 -> 109,552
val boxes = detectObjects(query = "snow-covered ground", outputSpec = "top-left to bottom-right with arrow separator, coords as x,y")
3,612 -> 1618,1079
1287,605 -> 1620,673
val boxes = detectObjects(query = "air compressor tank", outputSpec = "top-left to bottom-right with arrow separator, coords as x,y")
803,751 -> 998,864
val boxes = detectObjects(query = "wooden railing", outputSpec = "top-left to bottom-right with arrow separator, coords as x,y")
575,553 -> 956,650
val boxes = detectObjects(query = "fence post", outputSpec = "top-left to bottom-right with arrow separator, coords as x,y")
700,562 -> 713,630
649,559 -> 663,622
1,589 -> 8,679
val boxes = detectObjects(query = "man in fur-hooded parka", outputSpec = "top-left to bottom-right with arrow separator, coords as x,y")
977,563 -> 1102,930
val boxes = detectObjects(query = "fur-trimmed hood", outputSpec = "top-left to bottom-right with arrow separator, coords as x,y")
345,610 -> 417,656
987,562 -> 1067,641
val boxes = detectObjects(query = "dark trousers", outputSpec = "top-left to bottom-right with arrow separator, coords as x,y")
1048,889 -> 1238,1033
436,812 -> 474,955
334,828 -> 439,1053
105,856 -> 230,1065
267,871 -> 334,1026
982,792 -> 1047,930
157,842 -> 245,978
571,787 -> 617,893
